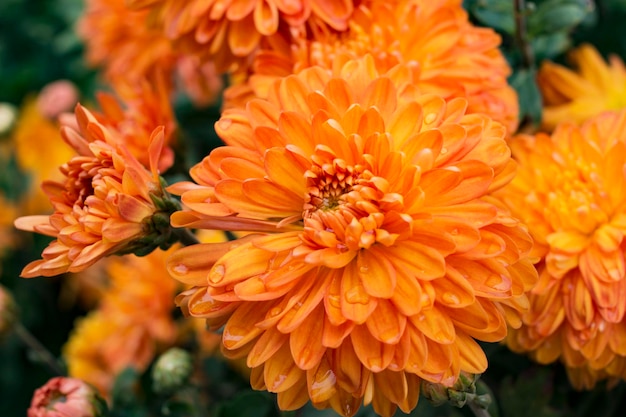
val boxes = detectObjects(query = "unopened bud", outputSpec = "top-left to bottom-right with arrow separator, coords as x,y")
152,347 -> 193,394
0,102 -> 18,137
27,377 -> 108,417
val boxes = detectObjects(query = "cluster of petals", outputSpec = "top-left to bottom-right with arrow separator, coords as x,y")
538,43 -> 626,130
499,110 -> 626,389
63,248 -> 178,396
126,0 -> 356,74
14,104 -> 167,277
167,55 -> 536,416
225,0 -> 519,134
89,78 -> 177,173
79,0 -> 223,106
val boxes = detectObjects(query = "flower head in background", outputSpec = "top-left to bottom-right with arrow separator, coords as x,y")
79,0 -> 223,106
63,248 -> 178,396
226,0 -> 519,134
499,110 -> 626,389
126,0 -> 356,75
14,104 -> 179,277
90,76 -> 177,173
538,43 -> 626,130
27,377 -> 107,417
37,80 -> 80,121
168,56 -> 536,416
0,284 -> 17,338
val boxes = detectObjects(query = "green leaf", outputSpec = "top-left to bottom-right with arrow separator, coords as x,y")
509,69 -> 543,128
528,0 -> 593,36
466,0 -> 515,34
531,32 -> 572,62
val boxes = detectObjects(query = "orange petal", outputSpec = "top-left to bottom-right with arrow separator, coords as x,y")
365,298 -> 406,344
350,324 -> 395,372
289,304 -> 326,370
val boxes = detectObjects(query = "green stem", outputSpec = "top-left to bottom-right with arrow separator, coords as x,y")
514,0 -> 535,70
14,322 -> 65,376
173,227 -> 200,246
468,400 -> 492,417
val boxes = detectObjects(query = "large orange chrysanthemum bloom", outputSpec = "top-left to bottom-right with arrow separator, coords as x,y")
126,0 -> 356,74
538,43 -> 626,130
499,110 -> 626,389
14,104 -> 176,277
167,56 -> 536,416
64,249 -> 178,396
225,0 -> 519,134
80,0 -> 222,106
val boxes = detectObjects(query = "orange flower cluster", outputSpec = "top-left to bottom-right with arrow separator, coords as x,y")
63,249 -> 178,396
500,110 -> 626,389
168,55 -> 536,416
538,44 -> 626,130
14,104 -> 176,277
225,0 -> 519,134
79,0 -> 223,106
126,0 -> 356,74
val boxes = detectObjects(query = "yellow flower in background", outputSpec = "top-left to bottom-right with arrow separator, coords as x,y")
499,110 -> 626,389
126,0 -> 356,74
63,248 -> 178,396
12,99 -> 75,215
14,104 -> 175,277
225,0 -> 519,134
167,56 -> 536,416
538,43 -> 626,130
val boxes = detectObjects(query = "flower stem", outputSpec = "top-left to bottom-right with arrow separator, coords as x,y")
173,227 -> 200,246
468,400 -> 492,417
514,0 -> 535,70
14,322 -> 66,376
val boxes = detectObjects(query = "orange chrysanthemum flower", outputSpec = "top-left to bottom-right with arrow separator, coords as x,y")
538,43 -> 626,130
499,110 -> 626,389
126,0 -> 356,74
80,0 -> 222,106
226,0 -> 519,134
167,56 -> 536,416
63,249 -> 178,396
14,104 -> 177,277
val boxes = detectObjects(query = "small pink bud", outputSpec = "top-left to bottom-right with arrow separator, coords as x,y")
27,377 -> 107,417
36,80 -> 79,120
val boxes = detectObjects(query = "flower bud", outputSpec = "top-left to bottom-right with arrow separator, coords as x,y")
151,347 -> 193,394
27,377 -> 108,417
0,102 -> 17,138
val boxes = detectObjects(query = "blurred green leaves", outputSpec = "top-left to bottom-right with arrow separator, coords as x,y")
465,0 -> 595,126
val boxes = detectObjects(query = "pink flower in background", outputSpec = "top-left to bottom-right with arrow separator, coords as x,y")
27,377 -> 106,417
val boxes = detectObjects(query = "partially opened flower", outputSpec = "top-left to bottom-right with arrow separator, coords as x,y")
126,0 -> 356,74
14,104 -> 180,277
499,110 -> 626,389
28,377 -> 107,417
64,248 -> 178,396
168,56 -> 536,416
79,0 -> 222,106
226,0 -> 519,134
538,43 -> 626,130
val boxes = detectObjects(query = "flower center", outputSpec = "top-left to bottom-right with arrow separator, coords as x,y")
303,157 -> 364,217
